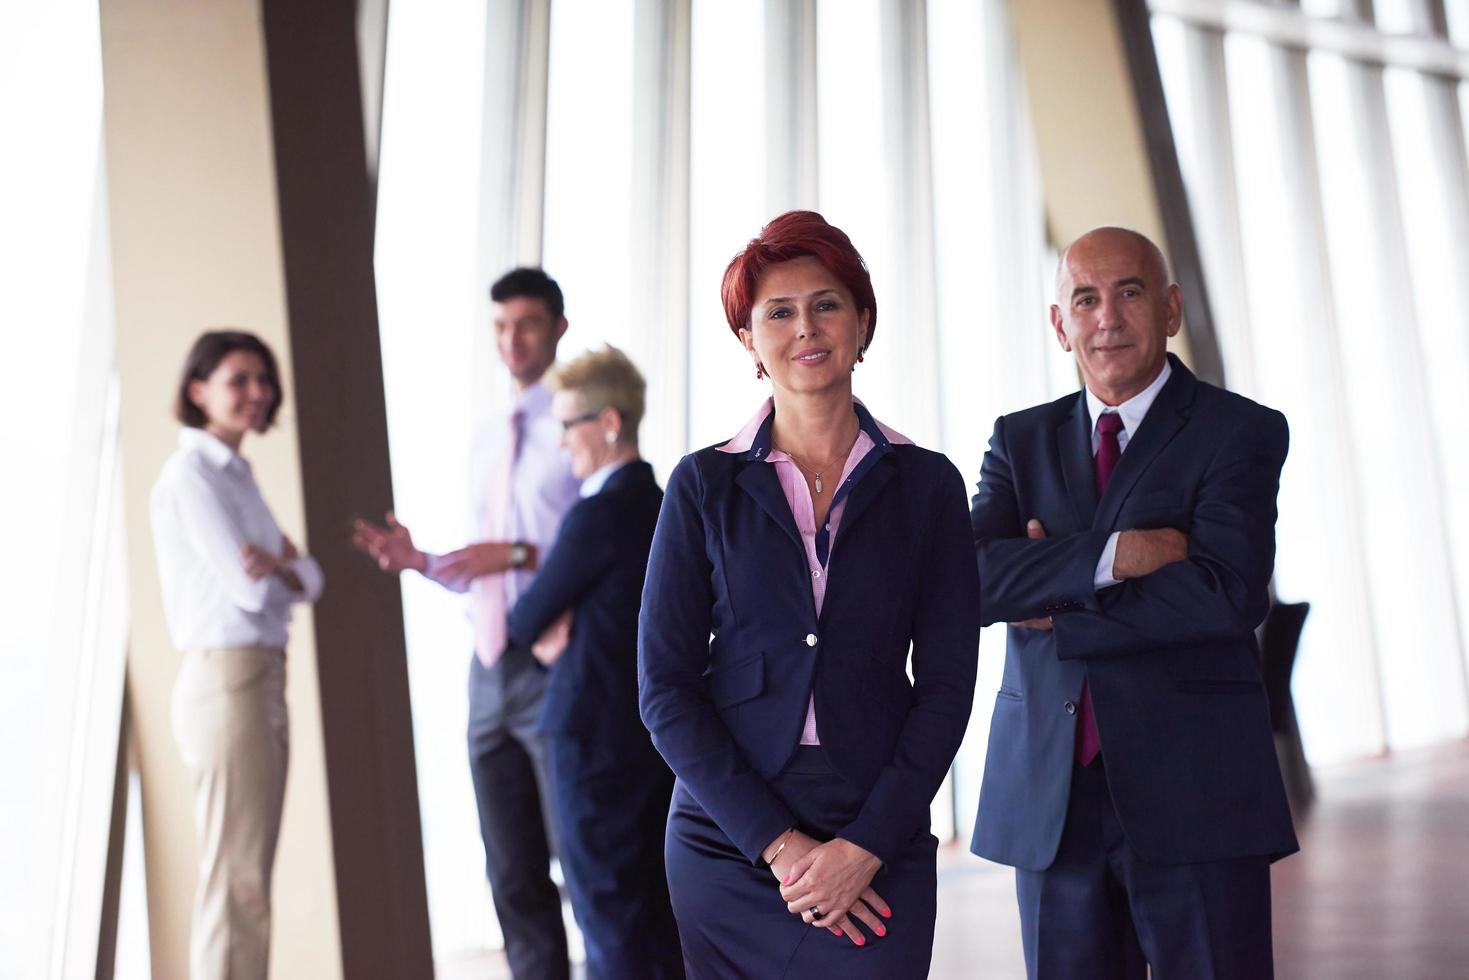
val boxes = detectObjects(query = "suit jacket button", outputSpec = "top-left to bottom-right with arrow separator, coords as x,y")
1064,701 -> 1076,715
805,633 -> 818,647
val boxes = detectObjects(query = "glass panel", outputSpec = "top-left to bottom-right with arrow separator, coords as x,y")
0,3 -> 128,976
1307,49 -> 1468,747
1448,0 -> 1469,45
927,0 -> 1061,842
1383,65 -> 1469,703
374,0 -> 506,966
1219,35 -> 1387,762
816,0 -> 899,422
542,0 -> 637,357
688,0 -> 766,449
1370,0 -> 1416,33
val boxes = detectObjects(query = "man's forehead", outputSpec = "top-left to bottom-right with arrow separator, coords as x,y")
1059,236 -> 1162,290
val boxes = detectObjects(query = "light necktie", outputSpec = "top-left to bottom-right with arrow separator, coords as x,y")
472,408 -> 524,667
1076,410 -> 1124,765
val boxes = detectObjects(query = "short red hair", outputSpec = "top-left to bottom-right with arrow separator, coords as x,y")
721,210 -> 877,351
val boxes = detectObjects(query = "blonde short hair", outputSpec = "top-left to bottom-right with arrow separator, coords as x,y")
547,345 -> 646,440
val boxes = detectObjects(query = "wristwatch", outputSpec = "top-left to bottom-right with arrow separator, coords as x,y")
508,542 -> 530,569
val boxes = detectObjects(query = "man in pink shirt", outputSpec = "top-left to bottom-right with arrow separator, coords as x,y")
355,268 -> 582,979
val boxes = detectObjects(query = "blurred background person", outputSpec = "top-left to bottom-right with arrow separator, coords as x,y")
353,268 -> 580,980
505,345 -> 683,980
150,330 -> 324,980
638,211 -> 981,978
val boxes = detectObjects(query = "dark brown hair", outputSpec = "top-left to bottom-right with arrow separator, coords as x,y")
173,330 -> 283,431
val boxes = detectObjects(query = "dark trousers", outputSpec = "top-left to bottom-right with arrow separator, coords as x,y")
1016,758 -> 1273,980
548,734 -> 683,980
666,746 -> 937,980
468,649 -> 569,980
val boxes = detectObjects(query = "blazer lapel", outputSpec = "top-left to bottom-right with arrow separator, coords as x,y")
829,455 -> 897,552
1094,357 -> 1197,531
1057,393 -> 1099,529
735,461 -> 802,549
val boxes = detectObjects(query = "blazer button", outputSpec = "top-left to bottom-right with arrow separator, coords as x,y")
1064,701 -> 1076,715
805,633 -> 818,647
811,568 -> 822,579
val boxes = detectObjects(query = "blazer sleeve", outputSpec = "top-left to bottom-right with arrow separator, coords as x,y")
638,455 -> 797,864
971,415 -> 1111,626
839,459 -> 981,863
506,500 -> 615,649
1051,409 -> 1288,659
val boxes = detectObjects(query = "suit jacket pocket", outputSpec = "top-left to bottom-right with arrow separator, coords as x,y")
995,686 -> 1024,702
708,653 -> 765,709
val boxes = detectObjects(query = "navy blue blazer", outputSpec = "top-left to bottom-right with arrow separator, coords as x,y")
638,405 -> 981,866
970,355 -> 1298,869
507,460 -> 664,745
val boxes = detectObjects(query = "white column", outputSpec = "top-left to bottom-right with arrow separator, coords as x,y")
764,0 -> 818,213
473,0 -> 553,417
630,0 -> 692,475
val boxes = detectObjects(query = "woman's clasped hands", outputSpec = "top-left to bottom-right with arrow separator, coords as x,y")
767,829 -> 891,947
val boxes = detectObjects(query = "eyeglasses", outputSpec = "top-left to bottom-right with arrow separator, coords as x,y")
559,411 -> 601,432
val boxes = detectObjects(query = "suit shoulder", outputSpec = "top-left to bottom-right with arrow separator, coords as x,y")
996,390 -> 1078,432
1194,380 -> 1287,431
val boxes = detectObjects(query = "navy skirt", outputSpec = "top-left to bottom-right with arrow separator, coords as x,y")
665,746 -> 937,979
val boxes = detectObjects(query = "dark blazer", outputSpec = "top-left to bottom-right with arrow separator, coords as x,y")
970,355 -> 1299,869
508,460 -> 664,745
638,412 -> 981,866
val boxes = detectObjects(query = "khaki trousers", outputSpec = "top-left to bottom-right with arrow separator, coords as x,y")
172,645 -> 289,980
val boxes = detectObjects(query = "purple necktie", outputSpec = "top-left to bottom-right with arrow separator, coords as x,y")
1076,411 -> 1124,766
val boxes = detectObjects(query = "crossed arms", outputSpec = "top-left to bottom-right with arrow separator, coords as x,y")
971,409 -> 1288,658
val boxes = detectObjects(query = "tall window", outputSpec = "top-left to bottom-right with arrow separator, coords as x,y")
1152,0 -> 1469,761
0,3 -> 130,975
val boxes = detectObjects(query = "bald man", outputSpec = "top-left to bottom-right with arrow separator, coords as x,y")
969,228 -> 1297,979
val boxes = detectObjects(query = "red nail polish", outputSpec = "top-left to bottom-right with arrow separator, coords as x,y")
876,925 -> 886,937
833,929 -> 843,937
854,936 -> 865,947
882,907 -> 892,918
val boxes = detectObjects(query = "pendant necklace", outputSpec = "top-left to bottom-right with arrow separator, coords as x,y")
779,448 -> 838,494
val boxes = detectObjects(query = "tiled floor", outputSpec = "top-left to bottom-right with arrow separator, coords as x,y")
446,739 -> 1469,978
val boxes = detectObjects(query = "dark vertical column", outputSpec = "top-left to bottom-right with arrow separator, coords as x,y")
258,2 -> 433,977
1112,0 -> 1226,387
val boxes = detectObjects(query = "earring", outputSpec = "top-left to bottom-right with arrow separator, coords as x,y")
756,365 -> 765,380
605,430 -> 616,445
857,351 -> 865,363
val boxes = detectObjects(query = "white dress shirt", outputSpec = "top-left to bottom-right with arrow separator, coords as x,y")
1089,359 -> 1172,589
151,427 -> 324,650
463,381 -> 582,606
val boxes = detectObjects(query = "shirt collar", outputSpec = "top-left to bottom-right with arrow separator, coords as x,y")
179,426 -> 245,472
1085,358 -> 1172,437
580,458 -> 632,498
716,397 -> 913,460
514,380 -> 553,418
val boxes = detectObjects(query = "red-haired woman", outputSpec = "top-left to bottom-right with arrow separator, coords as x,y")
638,211 -> 980,977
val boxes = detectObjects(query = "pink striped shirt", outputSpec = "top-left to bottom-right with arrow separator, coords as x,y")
718,398 -> 913,745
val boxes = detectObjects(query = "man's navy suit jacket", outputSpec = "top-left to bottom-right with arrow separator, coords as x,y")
507,460 -> 664,748
638,421 -> 981,866
970,355 -> 1299,870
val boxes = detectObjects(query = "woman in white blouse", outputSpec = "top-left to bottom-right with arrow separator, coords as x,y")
150,330 -> 323,980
